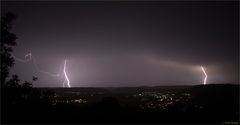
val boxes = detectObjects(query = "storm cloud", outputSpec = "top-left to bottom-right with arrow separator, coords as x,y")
2,1 -> 238,87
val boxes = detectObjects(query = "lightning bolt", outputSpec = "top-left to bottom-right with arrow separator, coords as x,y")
63,59 -> 71,88
12,52 -> 71,88
31,54 -> 62,77
201,66 -> 207,85
12,53 -> 31,63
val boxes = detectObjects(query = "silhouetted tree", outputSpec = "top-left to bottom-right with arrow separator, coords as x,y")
1,13 -> 34,88
32,76 -> 38,81
22,81 -> 33,88
5,74 -> 21,88
1,12 -> 17,86
1,13 -> 56,123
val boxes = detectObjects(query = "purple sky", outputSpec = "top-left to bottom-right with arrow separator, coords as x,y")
2,1 -> 239,87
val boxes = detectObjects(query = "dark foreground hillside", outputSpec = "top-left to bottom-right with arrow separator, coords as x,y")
2,84 -> 239,124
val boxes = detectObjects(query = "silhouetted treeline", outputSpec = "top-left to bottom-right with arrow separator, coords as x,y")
1,12 -> 17,85
1,12 -> 57,124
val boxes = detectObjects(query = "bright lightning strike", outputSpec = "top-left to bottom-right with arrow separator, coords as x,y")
63,59 -> 71,88
201,66 -> 207,85
12,52 -> 71,88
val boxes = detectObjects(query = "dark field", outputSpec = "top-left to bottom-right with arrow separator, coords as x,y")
2,84 -> 239,124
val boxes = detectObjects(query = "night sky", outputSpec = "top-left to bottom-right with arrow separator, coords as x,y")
2,1 -> 239,87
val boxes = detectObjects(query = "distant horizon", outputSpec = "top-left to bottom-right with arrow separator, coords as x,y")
33,83 -> 238,88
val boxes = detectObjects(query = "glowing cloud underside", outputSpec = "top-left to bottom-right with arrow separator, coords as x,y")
63,59 -> 71,88
201,66 -> 207,85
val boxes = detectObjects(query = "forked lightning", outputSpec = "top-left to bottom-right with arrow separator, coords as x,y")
201,66 -> 207,85
12,53 -> 71,88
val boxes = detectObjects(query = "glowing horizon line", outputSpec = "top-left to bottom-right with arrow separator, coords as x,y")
201,66 -> 207,85
63,59 -> 71,88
